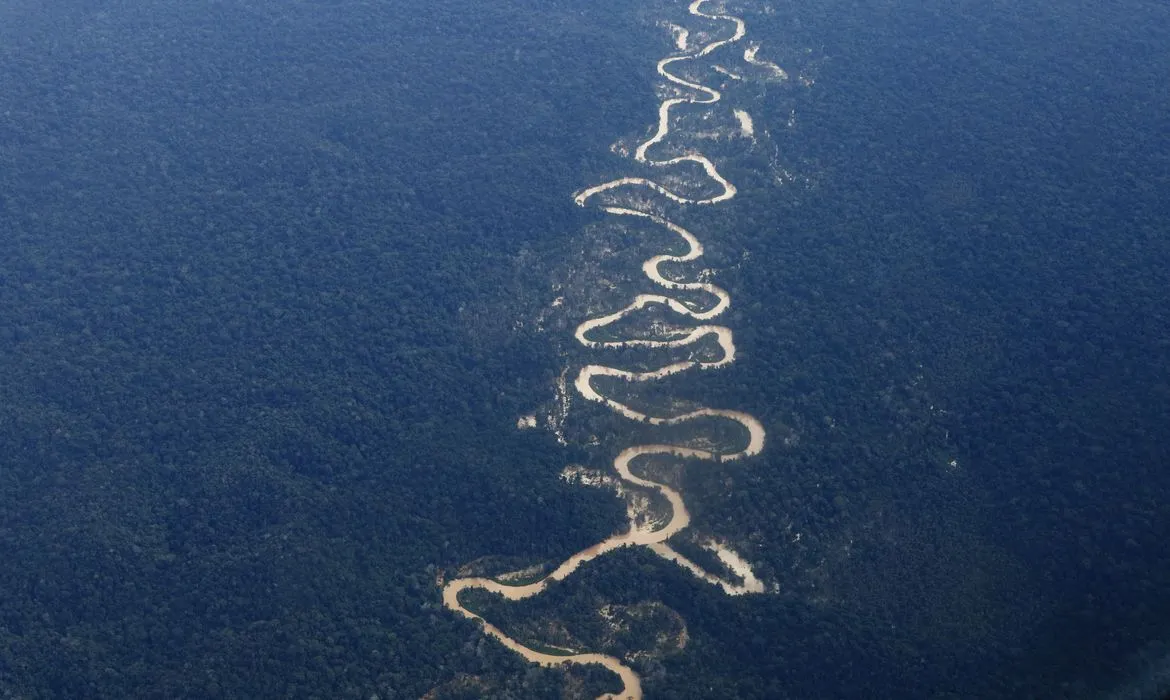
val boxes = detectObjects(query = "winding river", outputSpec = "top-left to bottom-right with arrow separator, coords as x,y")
442,2 -> 776,697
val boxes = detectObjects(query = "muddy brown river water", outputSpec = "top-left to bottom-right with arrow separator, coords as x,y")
441,2 -> 785,697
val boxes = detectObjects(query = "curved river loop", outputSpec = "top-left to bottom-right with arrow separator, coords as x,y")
442,2 -> 783,697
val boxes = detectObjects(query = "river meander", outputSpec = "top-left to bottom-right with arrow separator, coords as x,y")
442,2 -> 782,697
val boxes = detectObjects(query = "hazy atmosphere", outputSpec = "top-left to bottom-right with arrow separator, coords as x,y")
1,0 -> 1168,698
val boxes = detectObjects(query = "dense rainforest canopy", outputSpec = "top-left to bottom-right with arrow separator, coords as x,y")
1,0 -> 1168,698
